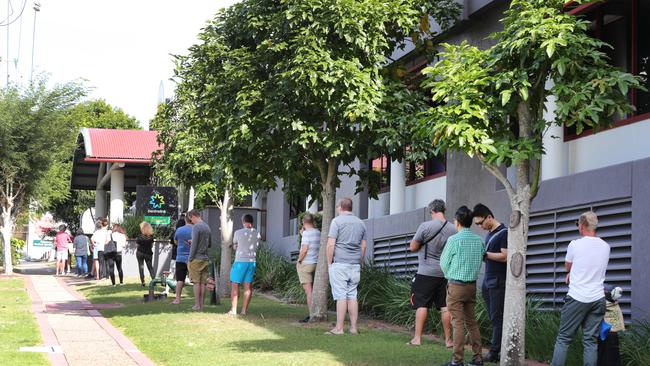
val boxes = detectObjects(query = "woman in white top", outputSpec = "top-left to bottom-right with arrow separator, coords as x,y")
105,224 -> 128,286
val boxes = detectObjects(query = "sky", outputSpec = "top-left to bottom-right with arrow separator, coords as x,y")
1,0 -> 238,128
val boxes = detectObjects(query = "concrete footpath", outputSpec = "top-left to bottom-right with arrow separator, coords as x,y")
18,262 -> 156,366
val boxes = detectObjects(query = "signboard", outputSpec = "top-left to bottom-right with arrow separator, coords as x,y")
136,186 -> 178,225
33,237 -> 54,247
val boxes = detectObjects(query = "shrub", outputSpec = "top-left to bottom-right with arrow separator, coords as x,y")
621,320 -> 650,366
10,238 -> 25,265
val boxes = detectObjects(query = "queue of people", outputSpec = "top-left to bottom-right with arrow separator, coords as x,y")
50,198 -> 612,366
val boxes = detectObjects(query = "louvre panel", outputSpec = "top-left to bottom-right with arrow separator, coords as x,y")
373,233 -> 418,276
526,199 -> 632,321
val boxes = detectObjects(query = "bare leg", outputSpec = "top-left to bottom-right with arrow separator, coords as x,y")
410,307 -> 429,345
241,283 -> 253,315
172,281 -> 184,304
94,260 -> 100,280
229,283 -> 239,314
441,308 -> 453,347
302,282 -> 313,312
348,299 -> 359,334
192,281 -> 203,310
329,300 -> 346,334
198,283 -> 205,310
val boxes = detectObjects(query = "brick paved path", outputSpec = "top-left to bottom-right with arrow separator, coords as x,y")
20,263 -> 156,366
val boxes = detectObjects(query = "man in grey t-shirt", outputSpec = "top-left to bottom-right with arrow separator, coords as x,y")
407,199 -> 456,347
326,197 -> 366,335
228,214 -> 261,316
296,213 -> 321,323
188,209 -> 212,311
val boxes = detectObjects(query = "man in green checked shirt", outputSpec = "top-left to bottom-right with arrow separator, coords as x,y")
440,206 -> 486,366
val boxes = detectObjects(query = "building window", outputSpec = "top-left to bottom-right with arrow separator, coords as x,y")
371,155 -> 391,191
406,155 -> 446,184
565,0 -> 650,140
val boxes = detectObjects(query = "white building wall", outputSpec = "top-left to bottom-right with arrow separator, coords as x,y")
369,192 -> 390,219
368,176 -> 447,219
567,118 -> 650,175
405,176 -> 447,211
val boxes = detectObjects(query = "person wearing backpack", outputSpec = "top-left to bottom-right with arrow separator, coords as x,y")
73,229 -> 90,276
407,199 -> 456,347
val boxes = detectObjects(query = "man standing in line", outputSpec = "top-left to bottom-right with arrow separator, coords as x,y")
228,214 -> 261,316
188,209 -> 211,311
472,203 -> 508,362
551,212 -> 610,366
326,197 -> 367,335
407,199 -> 455,347
172,214 -> 192,305
296,213 -> 321,323
440,206 -> 485,366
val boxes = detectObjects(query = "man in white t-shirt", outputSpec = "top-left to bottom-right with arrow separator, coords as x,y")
551,211 -> 610,366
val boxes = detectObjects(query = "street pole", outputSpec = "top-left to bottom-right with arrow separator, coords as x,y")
30,2 -> 40,83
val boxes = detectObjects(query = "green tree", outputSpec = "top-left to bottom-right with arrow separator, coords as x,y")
170,0 -> 460,320
420,1 -> 644,363
0,80 -> 86,273
47,99 -> 140,230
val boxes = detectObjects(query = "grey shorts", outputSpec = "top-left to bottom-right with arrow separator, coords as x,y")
328,262 -> 361,300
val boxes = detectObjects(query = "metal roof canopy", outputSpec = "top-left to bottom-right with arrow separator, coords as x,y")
70,128 -> 160,191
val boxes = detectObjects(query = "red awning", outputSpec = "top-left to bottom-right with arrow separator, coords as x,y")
80,128 -> 161,164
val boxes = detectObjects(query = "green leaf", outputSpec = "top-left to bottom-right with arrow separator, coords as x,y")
501,90 -> 512,106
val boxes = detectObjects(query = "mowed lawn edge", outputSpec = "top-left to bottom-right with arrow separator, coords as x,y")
76,279 -> 491,366
0,277 -> 49,366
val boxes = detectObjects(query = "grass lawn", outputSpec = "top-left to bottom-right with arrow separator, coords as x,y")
0,277 -> 49,366
76,279 -> 491,366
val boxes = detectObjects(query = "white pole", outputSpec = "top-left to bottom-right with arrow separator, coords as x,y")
109,169 -> 124,224
389,159 -> 405,215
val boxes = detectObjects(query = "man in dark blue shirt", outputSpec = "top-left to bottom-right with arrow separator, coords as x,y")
473,203 -> 508,363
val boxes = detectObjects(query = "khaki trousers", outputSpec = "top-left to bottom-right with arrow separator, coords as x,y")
447,282 -> 483,364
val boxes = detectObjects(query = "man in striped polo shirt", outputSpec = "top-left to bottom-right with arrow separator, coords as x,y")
440,206 -> 486,366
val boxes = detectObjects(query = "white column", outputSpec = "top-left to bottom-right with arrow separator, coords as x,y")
389,159 -> 405,215
109,168 -> 124,224
95,189 -> 106,219
541,93 -> 567,181
188,186 -> 195,211
306,195 -> 318,213
252,191 -> 264,209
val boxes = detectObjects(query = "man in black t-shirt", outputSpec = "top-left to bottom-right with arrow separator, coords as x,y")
473,203 -> 508,363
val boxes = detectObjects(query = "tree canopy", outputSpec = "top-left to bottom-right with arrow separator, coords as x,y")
158,0 -> 460,319
0,79 -> 87,272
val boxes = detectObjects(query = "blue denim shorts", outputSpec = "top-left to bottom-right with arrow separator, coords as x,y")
328,262 -> 361,300
230,261 -> 256,284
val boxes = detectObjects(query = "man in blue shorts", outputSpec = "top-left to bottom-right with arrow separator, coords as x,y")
172,214 -> 192,305
228,214 -> 261,316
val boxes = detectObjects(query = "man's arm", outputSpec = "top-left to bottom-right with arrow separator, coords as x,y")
326,237 -> 336,265
565,261 -> 573,284
297,245 -> 308,264
486,248 -> 508,262
439,240 -> 454,276
188,228 -> 198,261
360,239 -> 366,263
409,239 -> 422,253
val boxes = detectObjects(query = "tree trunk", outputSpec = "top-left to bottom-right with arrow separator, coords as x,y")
218,187 -> 234,298
500,185 -> 530,366
1,206 -> 14,274
501,101 -> 534,365
310,158 -> 338,321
